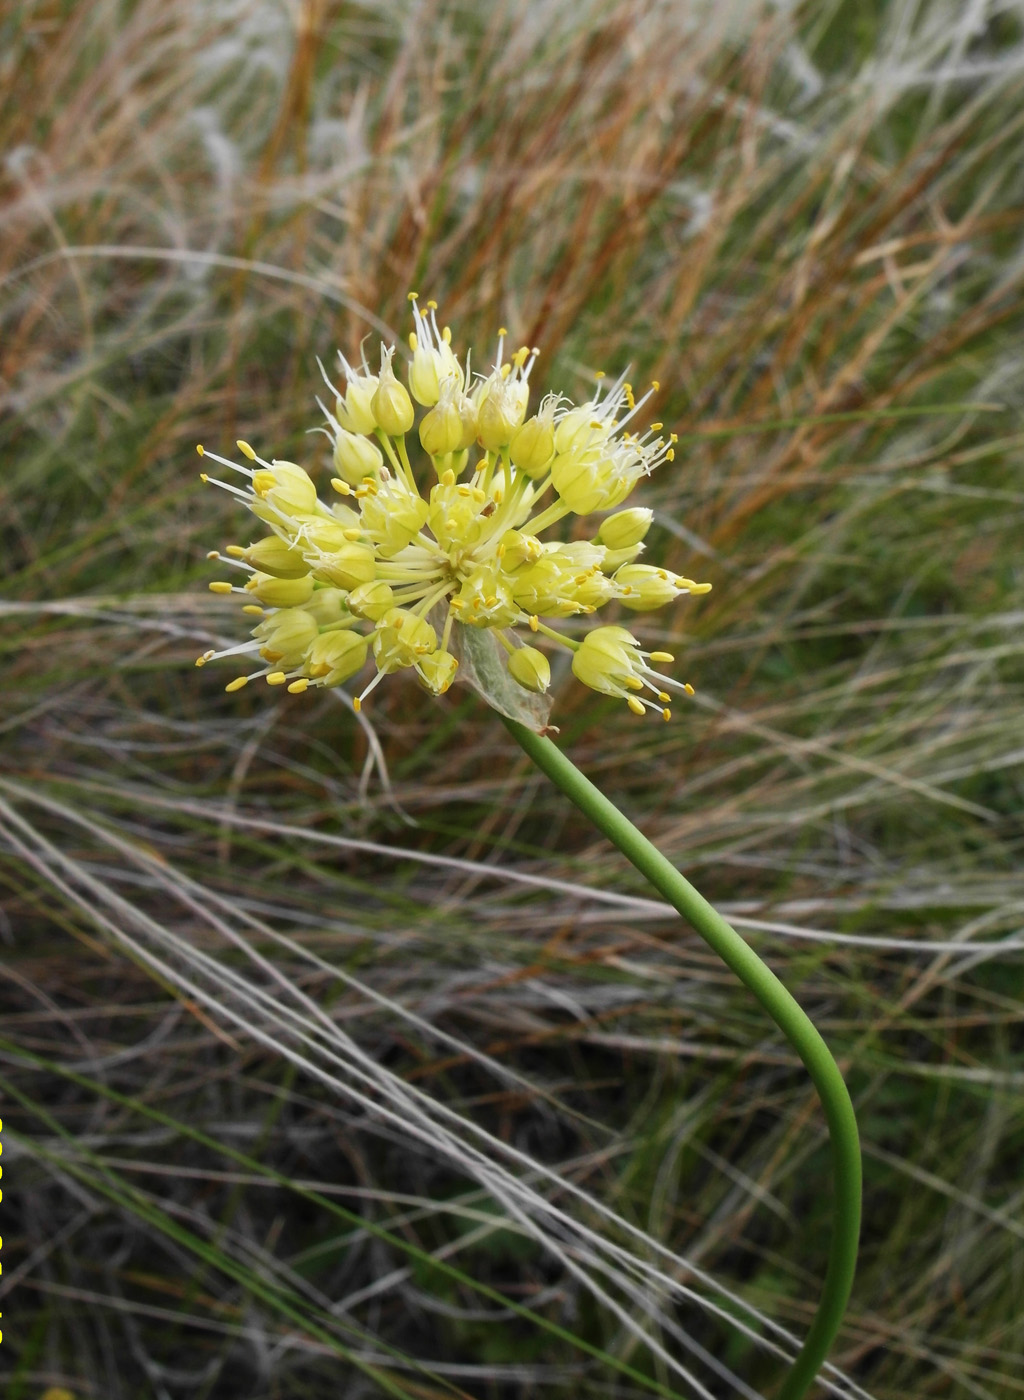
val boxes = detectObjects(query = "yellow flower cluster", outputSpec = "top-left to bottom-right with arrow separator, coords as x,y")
197,297 -> 711,720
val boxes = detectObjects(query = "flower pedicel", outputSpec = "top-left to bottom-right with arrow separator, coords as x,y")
197,296 -> 710,721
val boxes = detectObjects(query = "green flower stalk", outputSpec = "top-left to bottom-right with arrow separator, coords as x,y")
197,299 -> 861,1398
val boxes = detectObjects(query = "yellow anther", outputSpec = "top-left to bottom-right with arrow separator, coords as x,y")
427,299 -> 437,309
225,545 -> 245,558
670,433 -> 678,443
242,604 -> 264,616
237,440 -> 257,460
649,651 -> 674,663
266,672 -> 287,685
441,468 -> 456,486
209,581 -> 234,594
650,422 -> 663,432
595,370 -> 606,380
206,550 -> 220,560
658,691 -> 670,703
449,597 -> 464,611
225,676 -> 249,692
666,448 -> 675,461
484,595 -> 498,608
662,707 -> 671,721
331,478 -> 351,495
498,326 -> 508,337
408,291 -> 419,301
627,696 -> 646,716
500,362 -> 511,379
287,678 -> 310,694
651,380 -> 661,392
623,675 -> 644,691
352,696 -> 362,712
200,472 -> 209,483
683,682 -> 695,696
409,331 -> 418,350
457,484 -> 471,496
442,326 -> 452,343
197,444 -> 205,456
529,615 -> 539,631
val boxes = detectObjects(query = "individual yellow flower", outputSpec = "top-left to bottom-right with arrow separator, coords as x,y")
407,293 -> 464,406
571,625 -> 691,720
197,299 -> 710,722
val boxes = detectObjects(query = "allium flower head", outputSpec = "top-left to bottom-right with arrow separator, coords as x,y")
197,299 -> 711,729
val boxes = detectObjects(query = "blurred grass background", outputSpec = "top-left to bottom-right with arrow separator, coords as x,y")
1,0 -> 1023,1396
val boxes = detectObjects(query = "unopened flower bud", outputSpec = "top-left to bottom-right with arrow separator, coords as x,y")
499,529 -> 543,570
244,572 -> 316,608
598,507 -> 653,551
333,428 -> 383,486
419,398 -> 463,457
409,341 -> 443,407
476,371 -> 528,451
509,414 -> 555,479
553,406 -> 598,456
371,347 -> 415,436
243,535 -> 310,579
508,645 -> 550,694
347,579 -> 395,620
336,376 -> 378,436
308,629 -> 368,683
304,588 -> 350,624
418,649 -> 459,695
312,544 -> 377,590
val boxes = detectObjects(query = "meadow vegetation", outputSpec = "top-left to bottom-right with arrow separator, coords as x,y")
1,1 -> 1023,1396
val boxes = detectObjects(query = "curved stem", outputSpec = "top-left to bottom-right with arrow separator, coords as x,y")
503,716 -> 861,1400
